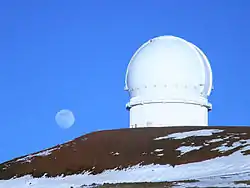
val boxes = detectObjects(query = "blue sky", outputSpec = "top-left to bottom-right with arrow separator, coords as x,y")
0,1 -> 250,163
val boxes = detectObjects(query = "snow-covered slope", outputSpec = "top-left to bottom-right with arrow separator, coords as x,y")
0,126 -> 250,187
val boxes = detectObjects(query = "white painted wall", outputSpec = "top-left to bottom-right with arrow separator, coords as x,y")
129,102 -> 209,128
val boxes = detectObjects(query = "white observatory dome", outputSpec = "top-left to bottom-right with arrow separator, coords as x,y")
125,36 -> 213,128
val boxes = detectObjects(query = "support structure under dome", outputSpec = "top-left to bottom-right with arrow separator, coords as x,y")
124,36 -> 213,128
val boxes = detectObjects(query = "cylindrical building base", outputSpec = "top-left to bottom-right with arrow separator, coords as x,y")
129,102 -> 208,128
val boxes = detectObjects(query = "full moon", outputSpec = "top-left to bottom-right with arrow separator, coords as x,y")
55,109 -> 75,129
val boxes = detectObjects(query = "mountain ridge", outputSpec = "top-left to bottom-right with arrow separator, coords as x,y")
1,126 -> 250,187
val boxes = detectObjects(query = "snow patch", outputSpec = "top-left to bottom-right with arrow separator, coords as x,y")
154,129 -> 224,140
15,148 -> 58,163
157,153 -> 164,157
207,138 -> 225,143
211,139 -> 250,153
176,146 -> 203,155
154,149 -> 164,152
110,152 -> 120,156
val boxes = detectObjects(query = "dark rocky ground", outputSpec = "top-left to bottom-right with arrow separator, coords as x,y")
79,180 -> 199,188
78,179 -> 250,188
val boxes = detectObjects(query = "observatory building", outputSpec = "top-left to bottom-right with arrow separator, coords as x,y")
124,36 -> 213,128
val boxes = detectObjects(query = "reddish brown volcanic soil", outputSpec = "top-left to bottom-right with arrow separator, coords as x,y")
0,126 -> 250,180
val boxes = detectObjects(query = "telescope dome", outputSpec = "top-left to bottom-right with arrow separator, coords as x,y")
125,36 -> 212,102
